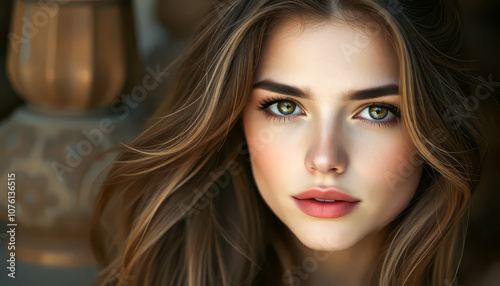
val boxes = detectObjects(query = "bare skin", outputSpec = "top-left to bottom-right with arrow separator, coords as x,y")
242,17 -> 423,286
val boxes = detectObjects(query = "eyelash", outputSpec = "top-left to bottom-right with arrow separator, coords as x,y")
256,96 -> 305,123
255,96 -> 401,127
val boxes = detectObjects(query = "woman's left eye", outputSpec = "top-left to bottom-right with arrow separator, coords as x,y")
355,104 -> 401,126
256,97 -> 400,126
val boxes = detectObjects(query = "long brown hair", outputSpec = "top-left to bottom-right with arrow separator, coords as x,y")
90,1 -> 486,285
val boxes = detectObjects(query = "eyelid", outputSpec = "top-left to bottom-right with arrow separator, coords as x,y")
353,102 -> 401,118
255,95 -> 306,123
256,95 -> 306,113
255,97 -> 401,126
352,102 -> 401,128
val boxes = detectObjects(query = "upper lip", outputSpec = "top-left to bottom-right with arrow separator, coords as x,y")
293,187 -> 361,202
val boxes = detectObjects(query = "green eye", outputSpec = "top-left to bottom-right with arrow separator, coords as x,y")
368,106 -> 388,120
358,104 -> 400,124
276,101 -> 296,115
257,97 -> 304,123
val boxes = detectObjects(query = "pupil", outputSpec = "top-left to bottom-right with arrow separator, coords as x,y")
278,101 -> 295,115
370,107 -> 387,119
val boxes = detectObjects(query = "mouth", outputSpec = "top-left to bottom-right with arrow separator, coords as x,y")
292,188 -> 361,218
311,198 -> 337,202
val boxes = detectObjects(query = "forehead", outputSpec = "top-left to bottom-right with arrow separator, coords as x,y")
254,17 -> 400,95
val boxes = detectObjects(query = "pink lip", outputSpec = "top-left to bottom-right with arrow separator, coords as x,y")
293,188 -> 361,218
293,188 -> 361,202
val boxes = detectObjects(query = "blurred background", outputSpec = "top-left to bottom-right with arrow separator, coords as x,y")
0,0 -> 498,285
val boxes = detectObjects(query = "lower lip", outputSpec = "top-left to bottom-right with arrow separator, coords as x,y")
293,198 -> 360,218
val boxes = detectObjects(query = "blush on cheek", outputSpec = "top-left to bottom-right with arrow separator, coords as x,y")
365,131 -> 410,172
373,152 -> 422,215
249,140 -> 287,181
360,138 -> 421,195
384,146 -> 422,190
244,124 -> 297,199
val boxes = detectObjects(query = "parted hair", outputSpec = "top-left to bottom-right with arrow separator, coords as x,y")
90,0 -> 486,285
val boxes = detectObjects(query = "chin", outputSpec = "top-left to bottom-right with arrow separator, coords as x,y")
293,227 -> 363,251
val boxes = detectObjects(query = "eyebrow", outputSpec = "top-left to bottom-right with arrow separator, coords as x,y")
252,80 -> 400,101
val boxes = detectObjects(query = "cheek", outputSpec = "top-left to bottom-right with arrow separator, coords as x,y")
354,132 -> 423,219
361,139 -> 415,185
242,110 -> 297,195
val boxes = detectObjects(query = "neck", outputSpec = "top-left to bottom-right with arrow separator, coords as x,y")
283,226 -> 390,286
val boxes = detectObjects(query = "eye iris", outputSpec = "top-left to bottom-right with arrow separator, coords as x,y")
369,106 -> 388,120
277,101 -> 295,115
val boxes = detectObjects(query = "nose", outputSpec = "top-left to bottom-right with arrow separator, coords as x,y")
304,121 -> 348,175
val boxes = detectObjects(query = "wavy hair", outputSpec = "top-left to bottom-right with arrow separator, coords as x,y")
90,0 -> 486,285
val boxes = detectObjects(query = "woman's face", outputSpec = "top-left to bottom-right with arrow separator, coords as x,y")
242,18 -> 423,251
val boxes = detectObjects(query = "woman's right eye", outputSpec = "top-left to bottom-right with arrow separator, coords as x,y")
256,97 -> 304,122
268,100 -> 303,116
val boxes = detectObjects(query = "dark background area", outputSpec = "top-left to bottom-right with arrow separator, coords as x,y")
457,1 -> 500,284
